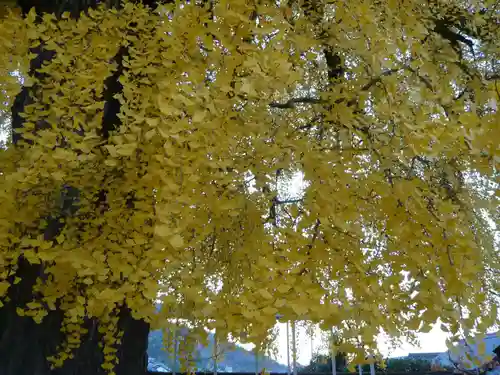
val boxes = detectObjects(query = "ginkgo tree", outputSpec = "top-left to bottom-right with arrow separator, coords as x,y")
0,0 -> 498,374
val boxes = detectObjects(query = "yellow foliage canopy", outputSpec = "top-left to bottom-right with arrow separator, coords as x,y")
0,0 -> 498,369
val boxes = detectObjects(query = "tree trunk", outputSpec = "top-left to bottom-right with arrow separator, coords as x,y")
0,278 -> 149,375
0,258 -> 64,375
0,1 -> 151,374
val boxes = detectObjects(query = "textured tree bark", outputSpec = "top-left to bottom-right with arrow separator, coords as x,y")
0,1 -> 151,374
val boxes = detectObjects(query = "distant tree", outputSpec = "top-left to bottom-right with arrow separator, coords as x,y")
382,358 -> 432,373
303,353 -> 348,373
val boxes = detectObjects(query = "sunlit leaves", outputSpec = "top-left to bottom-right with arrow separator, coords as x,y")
0,0 -> 498,372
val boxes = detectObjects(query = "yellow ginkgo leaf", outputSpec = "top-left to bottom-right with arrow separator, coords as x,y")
169,234 -> 184,249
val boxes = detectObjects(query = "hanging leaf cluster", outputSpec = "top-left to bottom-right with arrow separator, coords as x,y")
0,0 -> 498,371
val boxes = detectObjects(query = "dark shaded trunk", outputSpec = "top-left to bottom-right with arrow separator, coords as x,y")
0,286 -> 149,375
0,1 -> 152,374
0,257 -> 65,375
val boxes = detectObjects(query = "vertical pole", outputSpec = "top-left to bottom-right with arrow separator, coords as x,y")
173,325 -> 177,375
287,321 -> 291,375
213,331 -> 218,375
292,321 -> 297,375
310,326 -> 314,365
331,329 -> 336,375
173,337 -> 177,375
370,362 -> 375,375
358,364 -> 363,375
255,348 -> 259,375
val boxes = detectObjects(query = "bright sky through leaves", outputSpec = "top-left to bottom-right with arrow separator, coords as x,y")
0,0 -> 498,372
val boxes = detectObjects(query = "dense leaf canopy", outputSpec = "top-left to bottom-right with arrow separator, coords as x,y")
0,0 -> 498,371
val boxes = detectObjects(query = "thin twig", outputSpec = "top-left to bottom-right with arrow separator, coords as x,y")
486,73 -> 500,81
360,68 -> 401,91
298,219 -> 321,276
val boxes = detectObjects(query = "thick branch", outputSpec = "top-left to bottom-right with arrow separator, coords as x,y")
275,198 -> 303,205
268,68 -> 404,110
269,97 -> 323,109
